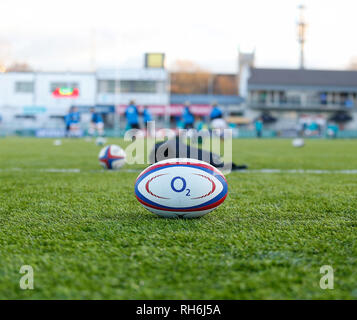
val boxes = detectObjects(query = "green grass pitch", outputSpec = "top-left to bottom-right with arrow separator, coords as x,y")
0,137 -> 356,299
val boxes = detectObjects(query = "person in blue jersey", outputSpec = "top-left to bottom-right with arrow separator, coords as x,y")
70,106 -> 81,137
71,107 -> 81,124
327,123 -> 339,138
64,111 -> 71,137
255,117 -> 263,138
142,106 -> 152,128
65,106 -> 81,137
125,100 -> 140,130
210,102 -> 223,120
89,107 -> 104,137
182,102 -> 195,129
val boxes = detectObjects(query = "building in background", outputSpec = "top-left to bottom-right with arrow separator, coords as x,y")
1,51 -> 357,137
0,72 -> 95,133
97,68 -> 169,129
244,68 -> 357,133
0,60 -> 170,134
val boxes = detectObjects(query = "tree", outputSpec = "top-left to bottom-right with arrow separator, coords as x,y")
6,62 -> 33,72
170,60 -> 238,95
170,60 -> 206,73
0,39 -> 11,72
0,38 -> 33,72
347,57 -> 357,70
170,60 -> 212,94
213,75 -> 238,95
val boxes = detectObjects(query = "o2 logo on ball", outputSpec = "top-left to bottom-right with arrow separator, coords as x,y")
171,177 -> 189,195
135,158 -> 228,218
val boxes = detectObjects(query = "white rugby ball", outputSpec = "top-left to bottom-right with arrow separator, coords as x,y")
292,138 -> 305,148
53,139 -> 62,146
96,137 -> 107,146
98,144 -> 126,170
135,158 -> 228,218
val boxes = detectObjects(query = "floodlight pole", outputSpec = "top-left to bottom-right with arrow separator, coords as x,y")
298,4 -> 307,69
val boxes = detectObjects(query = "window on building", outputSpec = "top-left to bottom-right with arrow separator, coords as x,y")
317,92 -> 328,105
286,92 -> 301,105
119,80 -> 157,93
15,81 -> 34,93
50,82 -> 79,93
258,91 -> 267,103
97,80 -> 117,93
279,91 -> 287,104
15,115 -> 36,120
97,79 -> 163,94
156,81 -> 166,94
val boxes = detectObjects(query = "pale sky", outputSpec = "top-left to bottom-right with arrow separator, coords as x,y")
0,0 -> 356,73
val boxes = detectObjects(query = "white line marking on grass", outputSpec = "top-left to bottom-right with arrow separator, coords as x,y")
0,168 -> 139,173
0,168 -> 81,173
1,168 -> 357,174
238,169 -> 357,174
40,168 -> 81,173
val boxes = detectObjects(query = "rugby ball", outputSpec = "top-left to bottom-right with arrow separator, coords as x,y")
53,139 -> 62,146
96,137 -> 107,146
135,158 -> 228,218
98,144 -> 126,170
292,138 -> 305,148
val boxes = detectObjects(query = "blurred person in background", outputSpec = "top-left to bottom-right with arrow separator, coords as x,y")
64,107 -> 72,137
125,100 -> 140,130
195,116 -> 208,132
65,106 -> 81,137
210,113 -> 227,139
171,114 -> 183,129
89,107 -> 104,137
195,116 -> 210,145
327,123 -> 339,138
209,102 -> 226,132
70,106 -> 81,137
209,102 -> 223,120
307,120 -> 319,136
255,117 -> 263,138
182,102 -> 195,129
296,120 -> 305,137
142,106 -> 152,128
